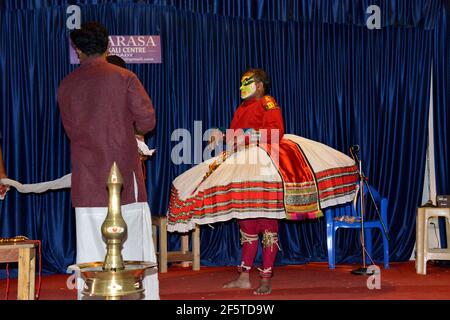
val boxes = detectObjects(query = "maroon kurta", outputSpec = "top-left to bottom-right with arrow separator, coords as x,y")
57,56 -> 155,207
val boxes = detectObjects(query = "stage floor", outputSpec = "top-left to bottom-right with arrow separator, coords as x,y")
1,261 -> 449,300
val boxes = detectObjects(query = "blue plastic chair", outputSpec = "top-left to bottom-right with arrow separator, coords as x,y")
324,184 -> 389,269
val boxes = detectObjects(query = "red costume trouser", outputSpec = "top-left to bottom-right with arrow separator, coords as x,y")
238,218 -> 279,278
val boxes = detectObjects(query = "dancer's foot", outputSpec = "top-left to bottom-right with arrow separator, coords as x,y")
223,272 -> 251,289
253,278 -> 271,295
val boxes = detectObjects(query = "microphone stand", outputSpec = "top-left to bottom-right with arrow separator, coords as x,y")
351,155 -> 373,275
349,146 -> 390,275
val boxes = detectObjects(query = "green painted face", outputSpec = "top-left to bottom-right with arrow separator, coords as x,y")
240,74 -> 257,99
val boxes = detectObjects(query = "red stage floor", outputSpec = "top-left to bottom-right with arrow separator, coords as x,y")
1,261 -> 449,300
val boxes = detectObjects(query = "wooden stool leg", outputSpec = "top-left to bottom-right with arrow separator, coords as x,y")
423,215 -> 429,274
192,225 -> 200,271
18,248 -> 35,300
416,208 -> 425,274
152,225 -> 157,253
446,217 -> 450,249
159,217 -> 168,273
29,249 -> 36,299
180,234 -> 190,268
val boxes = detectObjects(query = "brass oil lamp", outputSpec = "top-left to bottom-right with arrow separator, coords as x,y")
74,162 -> 156,300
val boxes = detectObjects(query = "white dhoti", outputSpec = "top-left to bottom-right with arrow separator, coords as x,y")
75,201 -> 159,300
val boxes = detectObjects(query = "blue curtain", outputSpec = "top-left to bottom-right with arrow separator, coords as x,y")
0,0 -> 442,274
433,1 -> 450,248
1,0 -> 441,28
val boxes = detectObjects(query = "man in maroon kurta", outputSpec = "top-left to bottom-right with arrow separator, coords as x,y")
58,52 -> 154,208
58,22 -> 158,300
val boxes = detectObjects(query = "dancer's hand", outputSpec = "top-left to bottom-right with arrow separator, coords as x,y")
208,129 -> 224,150
233,129 -> 257,151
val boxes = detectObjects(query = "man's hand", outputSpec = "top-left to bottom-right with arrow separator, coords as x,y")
135,135 -> 148,161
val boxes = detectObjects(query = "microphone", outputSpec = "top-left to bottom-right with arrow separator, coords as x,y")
351,145 -> 360,153
350,144 -> 360,163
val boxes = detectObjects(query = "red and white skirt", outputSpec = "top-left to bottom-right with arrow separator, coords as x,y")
167,134 -> 358,232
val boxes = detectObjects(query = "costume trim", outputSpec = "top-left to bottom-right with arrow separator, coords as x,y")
260,140 -> 323,220
238,262 -> 252,273
262,95 -> 279,111
240,230 -> 259,245
261,231 -> 280,252
257,267 -> 273,278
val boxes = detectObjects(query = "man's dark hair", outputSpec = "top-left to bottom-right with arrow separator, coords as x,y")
70,22 -> 109,56
106,55 -> 127,69
242,68 -> 271,94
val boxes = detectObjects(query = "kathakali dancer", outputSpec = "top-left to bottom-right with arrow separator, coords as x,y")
167,68 -> 358,295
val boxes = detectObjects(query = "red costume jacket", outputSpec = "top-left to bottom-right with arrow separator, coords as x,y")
229,96 -> 285,143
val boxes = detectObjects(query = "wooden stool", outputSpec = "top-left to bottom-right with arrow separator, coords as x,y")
152,216 -> 200,273
416,207 -> 450,274
0,241 -> 37,299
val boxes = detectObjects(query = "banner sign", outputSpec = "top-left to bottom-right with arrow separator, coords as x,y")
70,35 -> 161,64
